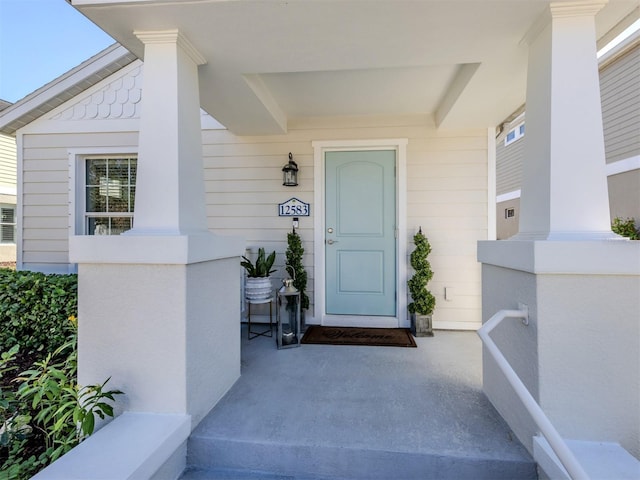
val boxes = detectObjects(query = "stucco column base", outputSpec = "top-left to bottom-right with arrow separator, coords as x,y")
478,240 -> 640,458
71,234 -> 244,430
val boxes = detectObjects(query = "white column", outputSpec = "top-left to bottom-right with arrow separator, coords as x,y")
128,30 -> 208,235
70,30 -> 243,430
516,1 -> 618,240
478,1 -> 640,459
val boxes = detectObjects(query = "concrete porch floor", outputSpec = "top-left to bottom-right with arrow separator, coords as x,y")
182,326 -> 536,479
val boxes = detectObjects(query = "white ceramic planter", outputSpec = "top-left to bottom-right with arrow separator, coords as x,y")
245,277 -> 273,302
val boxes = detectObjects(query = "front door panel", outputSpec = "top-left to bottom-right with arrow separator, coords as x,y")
325,150 -> 396,316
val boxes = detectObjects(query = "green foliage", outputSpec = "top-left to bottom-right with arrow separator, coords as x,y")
612,217 -> 639,240
0,272 -> 121,479
0,345 -> 23,449
1,330 -> 122,479
0,270 -> 78,356
407,228 -> 436,316
285,230 -> 309,311
241,248 -> 277,277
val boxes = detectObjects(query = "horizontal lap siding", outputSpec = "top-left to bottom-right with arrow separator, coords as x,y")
204,122 -> 487,328
601,45 -> 640,163
22,119 -> 485,328
406,132 -> 486,328
0,135 -> 17,189
496,136 -> 523,196
21,132 -> 138,270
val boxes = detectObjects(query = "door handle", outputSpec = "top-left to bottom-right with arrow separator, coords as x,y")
327,239 -> 338,245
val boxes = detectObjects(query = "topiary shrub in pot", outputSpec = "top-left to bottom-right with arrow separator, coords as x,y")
285,228 -> 309,329
408,227 -> 436,337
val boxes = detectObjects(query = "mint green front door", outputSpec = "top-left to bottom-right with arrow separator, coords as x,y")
325,150 -> 396,316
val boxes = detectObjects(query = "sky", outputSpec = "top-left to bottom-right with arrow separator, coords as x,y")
0,0 -> 115,103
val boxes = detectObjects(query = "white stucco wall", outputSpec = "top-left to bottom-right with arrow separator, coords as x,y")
480,241 -> 640,458
537,273 -> 640,457
481,264 -> 539,453
77,258 -> 241,428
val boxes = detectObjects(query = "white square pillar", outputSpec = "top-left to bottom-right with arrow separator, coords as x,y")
516,1 -> 617,241
478,1 -> 640,459
70,30 -> 244,430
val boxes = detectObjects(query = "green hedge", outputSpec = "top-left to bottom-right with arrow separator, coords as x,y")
612,217 -> 640,240
0,270 -> 78,356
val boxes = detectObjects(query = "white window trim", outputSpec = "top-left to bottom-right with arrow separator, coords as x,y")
68,148 -> 137,236
0,204 -> 16,244
504,121 -> 525,146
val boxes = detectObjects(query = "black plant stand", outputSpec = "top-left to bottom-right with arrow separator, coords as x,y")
247,297 -> 274,340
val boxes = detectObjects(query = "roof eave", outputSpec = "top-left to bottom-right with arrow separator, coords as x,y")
0,43 -> 138,136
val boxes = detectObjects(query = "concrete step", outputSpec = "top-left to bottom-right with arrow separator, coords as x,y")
183,436 -> 537,480
181,329 -> 537,480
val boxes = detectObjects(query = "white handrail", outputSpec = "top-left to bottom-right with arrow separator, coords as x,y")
478,309 -> 590,480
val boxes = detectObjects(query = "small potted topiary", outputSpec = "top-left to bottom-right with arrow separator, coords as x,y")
408,227 -> 436,337
241,247 -> 277,301
285,228 -> 309,328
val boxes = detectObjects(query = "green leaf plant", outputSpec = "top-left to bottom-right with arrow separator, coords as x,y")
241,247 -> 277,277
1,318 -> 122,480
407,227 -> 436,316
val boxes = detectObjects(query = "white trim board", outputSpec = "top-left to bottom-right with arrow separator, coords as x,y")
606,155 -> 640,177
312,139 -> 408,329
496,189 -> 522,203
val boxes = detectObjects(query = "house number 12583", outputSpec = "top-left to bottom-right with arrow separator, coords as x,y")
278,198 -> 310,217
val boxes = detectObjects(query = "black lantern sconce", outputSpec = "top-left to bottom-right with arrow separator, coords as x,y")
282,152 -> 299,187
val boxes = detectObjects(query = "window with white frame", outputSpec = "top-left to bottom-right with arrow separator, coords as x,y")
504,122 -> 525,146
82,156 -> 137,235
0,205 -> 16,243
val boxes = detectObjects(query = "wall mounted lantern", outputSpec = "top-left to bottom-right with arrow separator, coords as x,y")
282,152 -> 299,187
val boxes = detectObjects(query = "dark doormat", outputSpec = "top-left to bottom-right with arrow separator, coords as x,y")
301,326 -> 417,348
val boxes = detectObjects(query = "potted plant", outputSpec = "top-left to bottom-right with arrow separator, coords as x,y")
241,247 -> 277,301
285,228 -> 309,328
408,227 -> 436,337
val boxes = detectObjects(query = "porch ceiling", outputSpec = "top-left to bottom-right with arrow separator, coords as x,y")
71,0 -> 638,135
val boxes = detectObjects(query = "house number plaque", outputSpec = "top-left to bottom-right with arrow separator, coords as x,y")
278,197 -> 310,216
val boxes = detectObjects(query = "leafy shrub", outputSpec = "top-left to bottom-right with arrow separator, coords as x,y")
1,328 -> 122,480
612,217 -> 639,240
0,270 -> 77,356
285,230 -> 309,311
0,269 -> 121,479
408,228 -> 436,316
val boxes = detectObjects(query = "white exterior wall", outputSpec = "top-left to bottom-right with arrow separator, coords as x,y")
17,64 -> 489,330
20,131 -> 139,272
202,118 -> 487,329
481,256 -> 640,458
0,133 -> 16,188
0,132 -> 17,262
